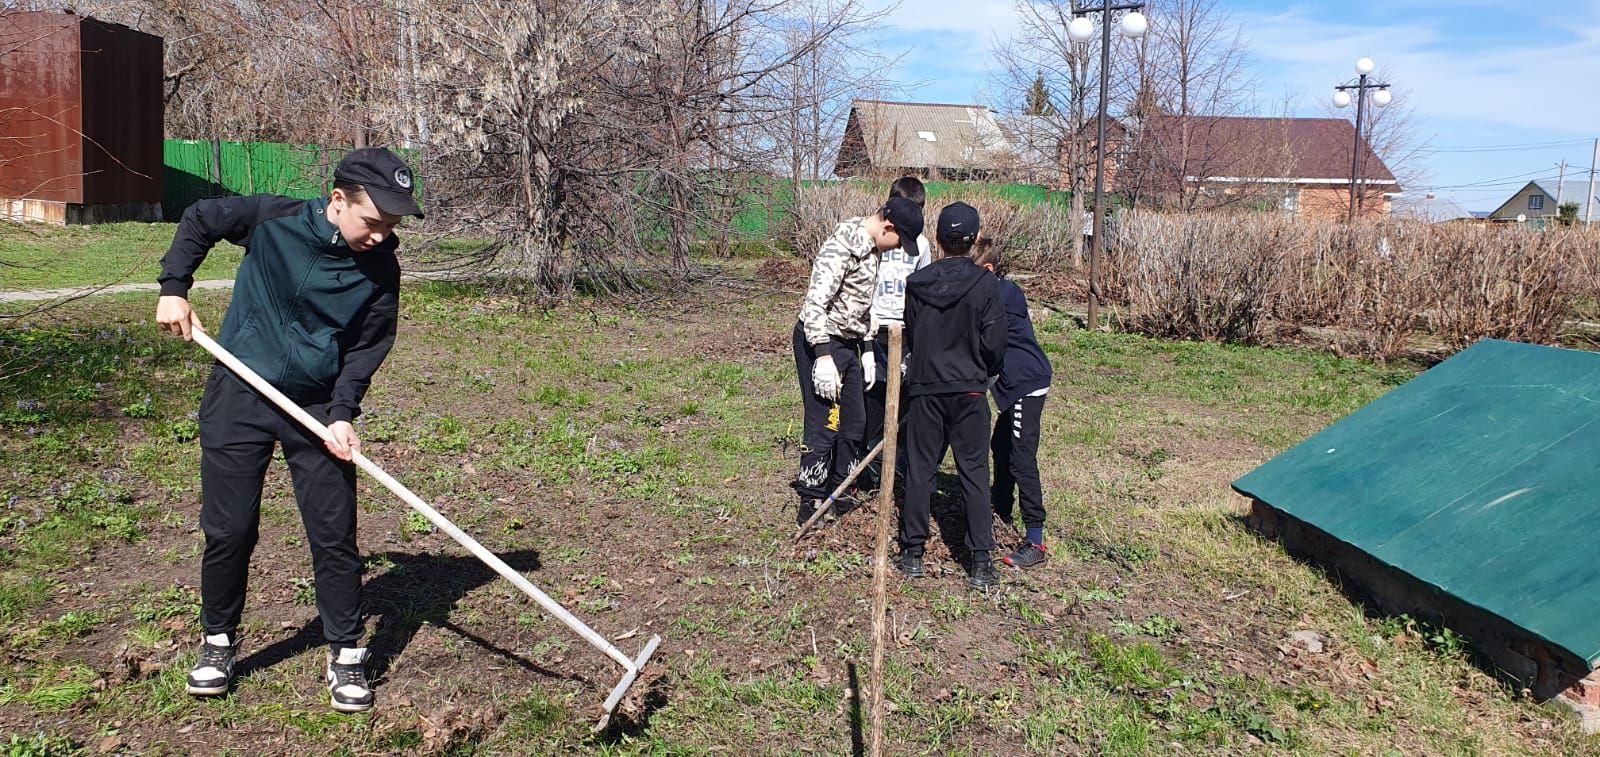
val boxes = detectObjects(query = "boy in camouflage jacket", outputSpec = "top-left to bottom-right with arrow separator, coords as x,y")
791,197 -> 923,526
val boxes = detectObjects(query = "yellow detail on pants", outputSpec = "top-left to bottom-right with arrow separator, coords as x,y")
827,402 -> 840,432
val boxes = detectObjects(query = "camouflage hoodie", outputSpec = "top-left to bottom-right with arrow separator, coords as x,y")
798,218 -> 880,351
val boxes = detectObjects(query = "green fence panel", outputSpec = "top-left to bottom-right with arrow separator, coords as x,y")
162,140 -> 220,221
164,140 -> 421,221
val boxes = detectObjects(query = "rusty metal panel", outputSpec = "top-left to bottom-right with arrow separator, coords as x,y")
79,16 -> 162,206
0,12 -> 83,204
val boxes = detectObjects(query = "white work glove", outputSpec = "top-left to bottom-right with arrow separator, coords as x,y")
862,351 -> 877,389
812,355 -> 840,401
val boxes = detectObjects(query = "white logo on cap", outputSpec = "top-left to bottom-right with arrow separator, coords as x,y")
394,168 -> 412,190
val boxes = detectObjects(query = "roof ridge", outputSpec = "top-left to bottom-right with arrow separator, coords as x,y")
854,98 -> 994,110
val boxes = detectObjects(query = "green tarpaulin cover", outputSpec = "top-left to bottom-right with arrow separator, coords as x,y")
1233,339 -> 1600,667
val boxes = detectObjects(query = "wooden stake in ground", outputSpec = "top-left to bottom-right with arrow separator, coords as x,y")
869,325 -> 903,756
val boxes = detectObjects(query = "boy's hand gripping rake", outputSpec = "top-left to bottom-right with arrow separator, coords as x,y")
190,330 -> 659,731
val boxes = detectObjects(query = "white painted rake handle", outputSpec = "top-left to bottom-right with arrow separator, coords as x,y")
189,330 -> 636,671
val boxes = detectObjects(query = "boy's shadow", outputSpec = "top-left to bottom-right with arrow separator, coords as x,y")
927,469 -> 981,569
236,549 -> 584,687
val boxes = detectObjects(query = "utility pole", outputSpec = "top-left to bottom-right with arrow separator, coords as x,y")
1556,160 -> 1566,208
1586,138 -> 1598,225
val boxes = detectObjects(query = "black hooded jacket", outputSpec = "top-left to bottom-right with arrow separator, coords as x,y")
903,256 -> 1006,397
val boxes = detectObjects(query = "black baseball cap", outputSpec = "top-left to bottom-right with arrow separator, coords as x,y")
334,147 -> 424,218
938,201 -> 981,246
881,196 -> 924,257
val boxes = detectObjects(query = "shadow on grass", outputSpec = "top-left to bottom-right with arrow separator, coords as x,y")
847,661 -> 865,757
593,672 -> 672,745
237,549 -> 583,688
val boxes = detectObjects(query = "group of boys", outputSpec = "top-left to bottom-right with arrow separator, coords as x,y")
792,178 -> 1055,589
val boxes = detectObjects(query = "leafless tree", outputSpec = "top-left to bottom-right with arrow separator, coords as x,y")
400,0 -> 874,300
991,0 -> 1110,267
766,0 -> 897,184
993,0 -> 1260,218
1111,0 -> 1259,211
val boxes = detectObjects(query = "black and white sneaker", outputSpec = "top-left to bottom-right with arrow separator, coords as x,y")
968,560 -> 1001,590
327,647 -> 374,713
186,633 -> 237,696
1004,541 -> 1048,569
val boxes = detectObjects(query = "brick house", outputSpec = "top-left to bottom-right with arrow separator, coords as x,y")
1099,115 -> 1400,221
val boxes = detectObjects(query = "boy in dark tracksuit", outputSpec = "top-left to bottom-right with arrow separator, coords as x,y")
898,202 -> 1007,589
973,244 -> 1054,569
155,148 -> 422,713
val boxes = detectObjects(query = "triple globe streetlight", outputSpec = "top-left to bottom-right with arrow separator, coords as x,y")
1333,57 -> 1393,221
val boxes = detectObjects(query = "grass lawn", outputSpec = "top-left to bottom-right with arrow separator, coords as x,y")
0,222 -> 244,292
0,262 -> 1596,754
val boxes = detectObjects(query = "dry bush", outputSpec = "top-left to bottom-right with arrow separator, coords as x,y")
1104,211 -> 1583,358
782,183 -> 881,260
1558,226 -> 1600,321
1421,225 -> 1577,350
926,186 -> 1024,263
1107,212 -> 1287,343
1007,199 -> 1079,273
1324,223 -> 1430,359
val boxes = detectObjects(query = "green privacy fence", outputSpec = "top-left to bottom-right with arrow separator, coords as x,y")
163,141 -> 1063,236
162,140 -> 419,221
727,177 -> 1069,238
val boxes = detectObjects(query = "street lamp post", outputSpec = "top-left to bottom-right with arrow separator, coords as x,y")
1068,1 -> 1147,330
1333,57 -> 1392,222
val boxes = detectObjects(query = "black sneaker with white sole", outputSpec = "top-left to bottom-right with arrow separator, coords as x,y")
1004,541 -> 1048,569
327,646 -> 374,713
186,633 -> 237,696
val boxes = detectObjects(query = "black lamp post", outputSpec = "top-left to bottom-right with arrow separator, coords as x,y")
1333,57 -> 1392,222
1069,1 -> 1147,329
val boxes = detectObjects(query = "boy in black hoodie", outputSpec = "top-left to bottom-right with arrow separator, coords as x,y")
898,202 -> 1007,589
973,244 -> 1054,569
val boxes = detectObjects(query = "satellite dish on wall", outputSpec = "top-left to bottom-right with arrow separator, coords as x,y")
1517,214 -> 1528,223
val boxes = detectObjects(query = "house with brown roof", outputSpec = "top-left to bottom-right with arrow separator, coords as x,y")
834,100 -> 1018,180
1104,115 -> 1400,220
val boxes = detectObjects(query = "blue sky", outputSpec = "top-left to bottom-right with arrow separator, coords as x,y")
861,0 -> 1600,212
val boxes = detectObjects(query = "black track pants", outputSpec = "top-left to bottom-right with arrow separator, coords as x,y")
198,366 -> 363,648
992,394 -> 1047,529
900,391 -> 994,559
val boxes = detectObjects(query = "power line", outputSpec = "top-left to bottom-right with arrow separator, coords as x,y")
1408,167 -> 1569,192
1415,138 -> 1593,154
